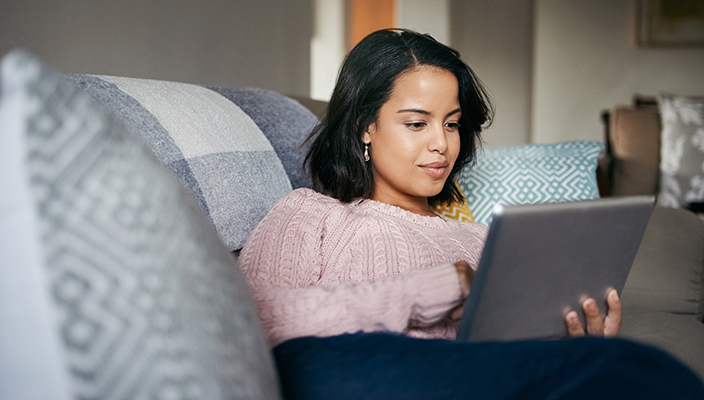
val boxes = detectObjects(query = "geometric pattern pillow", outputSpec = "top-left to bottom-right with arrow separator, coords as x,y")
657,94 -> 704,209
66,75 -> 306,251
459,141 -> 604,225
433,200 -> 475,222
431,183 -> 475,222
0,51 -> 281,400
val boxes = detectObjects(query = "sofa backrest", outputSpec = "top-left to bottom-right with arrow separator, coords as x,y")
603,105 -> 661,197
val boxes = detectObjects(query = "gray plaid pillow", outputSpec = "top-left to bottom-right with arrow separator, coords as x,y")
0,51 -> 280,400
658,94 -> 704,209
67,75 -> 298,251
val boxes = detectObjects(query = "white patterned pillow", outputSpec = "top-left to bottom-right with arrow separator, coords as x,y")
0,51 -> 280,400
458,141 -> 604,225
657,94 -> 704,209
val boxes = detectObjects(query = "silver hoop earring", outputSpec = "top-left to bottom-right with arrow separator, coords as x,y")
364,143 -> 370,162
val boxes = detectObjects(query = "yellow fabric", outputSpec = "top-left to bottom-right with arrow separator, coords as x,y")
432,200 -> 475,223
431,183 -> 475,222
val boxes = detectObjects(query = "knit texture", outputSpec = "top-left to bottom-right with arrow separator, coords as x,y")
239,188 -> 488,347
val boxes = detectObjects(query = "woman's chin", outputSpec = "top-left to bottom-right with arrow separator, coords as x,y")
418,184 -> 447,199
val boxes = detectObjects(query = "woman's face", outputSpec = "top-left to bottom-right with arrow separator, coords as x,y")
364,66 -> 461,215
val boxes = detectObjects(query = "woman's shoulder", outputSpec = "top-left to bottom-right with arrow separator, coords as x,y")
256,188 -> 350,232
273,188 -> 342,214
280,187 -> 335,202
241,188 -> 341,273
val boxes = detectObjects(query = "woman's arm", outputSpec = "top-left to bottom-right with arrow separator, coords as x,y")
250,264 -> 463,347
238,189 -> 467,347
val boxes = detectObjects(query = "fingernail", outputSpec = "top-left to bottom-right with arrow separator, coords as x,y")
586,300 -> 597,312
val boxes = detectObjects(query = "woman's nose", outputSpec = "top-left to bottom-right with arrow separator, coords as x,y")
429,124 -> 448,154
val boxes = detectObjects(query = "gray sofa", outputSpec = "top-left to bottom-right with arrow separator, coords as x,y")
600,100 -> 704,378
1,50 -> 702,400
619,206 -> 704,376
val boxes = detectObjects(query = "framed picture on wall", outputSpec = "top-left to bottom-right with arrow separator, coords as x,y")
636,0 -> 704,46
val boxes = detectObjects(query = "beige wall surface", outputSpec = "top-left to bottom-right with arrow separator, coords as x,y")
450,0 -> 534,148
0,0 -> 312,96
5,0 -> 702,145
533,0 -> 704,144
398,0 -> 450,46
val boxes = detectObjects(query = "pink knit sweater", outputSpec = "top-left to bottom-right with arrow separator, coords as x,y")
239,188 -> 488,347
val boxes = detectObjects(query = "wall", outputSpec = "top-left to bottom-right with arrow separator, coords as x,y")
310,0 -> 346,100
0,0 -> 312,96
310,0 -> 451,101
7,0 -> 701,145
450,0 -> 535,147
533,0 -> 704,144
397,0 -> 450,46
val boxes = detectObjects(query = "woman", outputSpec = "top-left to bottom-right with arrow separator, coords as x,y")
239,29 -> 703,399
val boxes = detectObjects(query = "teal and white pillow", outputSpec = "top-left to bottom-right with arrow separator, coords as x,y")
459,141 -> 604,225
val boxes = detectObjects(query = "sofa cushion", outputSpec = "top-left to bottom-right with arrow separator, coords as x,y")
209,87 -> 317,190
0,51 -> 280,400
67,75 -> 293,251
620,310 -> 704,381
286,94 -> 329,120
658,94 -> 704,209
459,141 -> 604,225
621,206 -> 704,321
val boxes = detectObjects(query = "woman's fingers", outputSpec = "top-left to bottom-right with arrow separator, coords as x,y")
603,289 -> 622,337
583,298 -> 605,336
565,311 -> 585,337
565,291 -> 622,338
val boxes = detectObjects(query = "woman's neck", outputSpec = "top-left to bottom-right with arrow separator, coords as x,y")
370,192 -> 437,217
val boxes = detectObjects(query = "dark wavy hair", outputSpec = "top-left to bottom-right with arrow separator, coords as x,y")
304,28 -> 494,206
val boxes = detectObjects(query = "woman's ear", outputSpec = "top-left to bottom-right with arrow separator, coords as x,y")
363,124 -> 375,144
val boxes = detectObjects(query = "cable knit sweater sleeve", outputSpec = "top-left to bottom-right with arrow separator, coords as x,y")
239,189 -> 469,347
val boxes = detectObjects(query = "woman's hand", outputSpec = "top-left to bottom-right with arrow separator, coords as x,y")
454,260 -> 474,298
565,289 -> 622,337
449,261 -> 474,320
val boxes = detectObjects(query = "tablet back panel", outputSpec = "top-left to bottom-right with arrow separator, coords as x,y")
456,196 -> 655,342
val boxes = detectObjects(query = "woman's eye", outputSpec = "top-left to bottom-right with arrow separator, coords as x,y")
406,122 -> 426,130
445,122 -> 461,131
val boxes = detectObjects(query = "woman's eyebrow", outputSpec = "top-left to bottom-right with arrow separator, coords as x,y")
397,108 -> 430,115
446,108 -> 462,117
397,107 -> 462,117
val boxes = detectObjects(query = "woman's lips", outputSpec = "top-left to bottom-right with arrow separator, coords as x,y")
419,161 -> 449,178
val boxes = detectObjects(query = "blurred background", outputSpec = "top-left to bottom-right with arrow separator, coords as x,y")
2,0 -> 703,147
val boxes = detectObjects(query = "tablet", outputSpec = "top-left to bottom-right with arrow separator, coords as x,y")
456,195 -> 655,342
